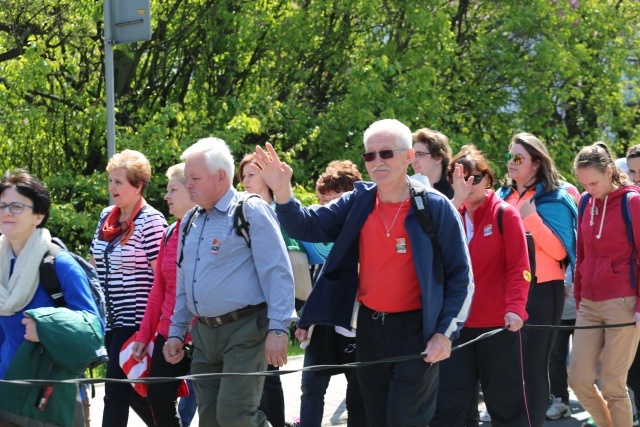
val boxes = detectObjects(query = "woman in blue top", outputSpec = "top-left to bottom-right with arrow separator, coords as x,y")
0,170 -> 103,427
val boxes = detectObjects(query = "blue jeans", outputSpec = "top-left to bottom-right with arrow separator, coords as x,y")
178,379 -> 197,427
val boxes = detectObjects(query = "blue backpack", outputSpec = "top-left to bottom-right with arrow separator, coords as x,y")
578,192 -> 638,288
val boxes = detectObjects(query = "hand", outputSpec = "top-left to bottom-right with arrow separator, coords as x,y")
22,314 -> 39,342
164,337 -> 185,364
251,143 -> 294,203
132,341 -> 148,363
294,327 -> 308,343
422,333 -> 451,364
635,312 -> 640,329
265,332 -> 288,367
451,163 -> 474,209
504,312 -> 524,332
519,198 -> 537,219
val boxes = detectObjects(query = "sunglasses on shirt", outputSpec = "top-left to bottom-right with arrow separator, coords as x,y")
362,149 -> 407,163
504,153 -> 526,165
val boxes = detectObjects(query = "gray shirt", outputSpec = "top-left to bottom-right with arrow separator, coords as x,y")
169,188 -> 296,339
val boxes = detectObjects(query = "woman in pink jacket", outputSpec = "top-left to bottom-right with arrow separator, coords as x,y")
569,142 -> 640,427
133,163 -> 196,427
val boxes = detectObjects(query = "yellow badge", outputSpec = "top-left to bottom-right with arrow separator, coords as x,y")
523,270 -> 532,282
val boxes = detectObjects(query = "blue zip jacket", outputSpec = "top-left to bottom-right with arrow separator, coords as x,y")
496,183 -> 578,270
275,178 -> 474,344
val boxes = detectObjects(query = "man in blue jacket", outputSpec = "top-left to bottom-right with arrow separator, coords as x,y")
252,119 -> 474,427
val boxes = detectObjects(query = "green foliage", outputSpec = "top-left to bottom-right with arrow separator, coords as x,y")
2,0 -> 640,249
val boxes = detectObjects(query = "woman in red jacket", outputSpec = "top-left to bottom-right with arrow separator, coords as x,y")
132,163 -> 196,427
431,145 -> 531,427
569,142 -> 640,427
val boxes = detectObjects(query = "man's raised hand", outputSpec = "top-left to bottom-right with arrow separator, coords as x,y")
251,143 -> 294,203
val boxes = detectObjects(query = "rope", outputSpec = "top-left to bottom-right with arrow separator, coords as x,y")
0,321 -> 635,387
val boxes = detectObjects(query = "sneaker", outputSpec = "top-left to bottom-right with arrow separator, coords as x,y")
479,409 -> 491,422
285,417 -> 300,427
546,396 -> 571,420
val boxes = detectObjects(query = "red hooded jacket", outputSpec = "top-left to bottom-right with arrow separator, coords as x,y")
575,185 -> 640,310
461,191 -> 530,328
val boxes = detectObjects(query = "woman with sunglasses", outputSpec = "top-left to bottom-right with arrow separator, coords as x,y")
496,133 -> 578,427
569,143 -> 640,427
431,146 -> 530,427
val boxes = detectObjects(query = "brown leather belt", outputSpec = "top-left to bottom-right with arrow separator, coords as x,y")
198,302 -> 267,327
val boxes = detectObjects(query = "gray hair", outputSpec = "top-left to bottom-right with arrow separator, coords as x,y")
363,119 -> 412,150
181,137 -> 234,181
165,163 -> 187,184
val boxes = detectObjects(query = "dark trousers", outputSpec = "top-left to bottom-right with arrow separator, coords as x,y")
300,325 -> 367,427
147,333 -> 192,427
627,341 -> 640,410
523,280 -> 564,427
259,366 -> 285,427
431,327 -> 528,427
549,318 -> 575,404
102,326 -> 155,427
356,304 -> 437,427
190,308 -> 269,426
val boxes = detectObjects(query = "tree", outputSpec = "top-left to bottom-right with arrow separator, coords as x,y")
1,0 -> 639,252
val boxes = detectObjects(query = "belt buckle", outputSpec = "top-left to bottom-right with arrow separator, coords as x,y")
214,316 -> 223,326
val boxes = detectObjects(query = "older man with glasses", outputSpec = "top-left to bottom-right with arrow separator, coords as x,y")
252,119 -> 474,427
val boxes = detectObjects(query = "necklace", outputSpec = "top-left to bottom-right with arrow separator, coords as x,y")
379,198 -> 406,238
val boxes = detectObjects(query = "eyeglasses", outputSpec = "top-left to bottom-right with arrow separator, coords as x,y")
504,153 -> 526,165
414,151 -> 432,159
465,173 -> 485,185
362,149 -> 407,163
0,202 -> 35,214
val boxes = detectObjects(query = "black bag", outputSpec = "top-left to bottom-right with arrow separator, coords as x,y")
40,237 -> 108,326
497,204 -> 537,294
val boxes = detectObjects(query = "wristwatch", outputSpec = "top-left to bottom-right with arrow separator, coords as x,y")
268,329 -> 288,337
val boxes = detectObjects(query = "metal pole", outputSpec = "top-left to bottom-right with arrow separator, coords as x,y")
104,0 -> 116,205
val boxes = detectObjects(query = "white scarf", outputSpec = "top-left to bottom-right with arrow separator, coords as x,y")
0,228 -> 52,315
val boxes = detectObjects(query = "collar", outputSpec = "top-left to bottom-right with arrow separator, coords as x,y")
213,187 -> 238,213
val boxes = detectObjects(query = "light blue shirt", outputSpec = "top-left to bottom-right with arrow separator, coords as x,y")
169,188 -> 297,339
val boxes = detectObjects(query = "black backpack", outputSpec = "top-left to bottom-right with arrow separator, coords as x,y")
497,203 -> 537,294
177,193 -> 262,268
409,185 -> 444,284
39,237 -> 108,326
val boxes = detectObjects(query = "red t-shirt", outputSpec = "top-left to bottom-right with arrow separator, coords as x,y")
358,196 -> 422,312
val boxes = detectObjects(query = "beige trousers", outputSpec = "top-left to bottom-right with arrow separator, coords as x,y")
568,297 -> 640,427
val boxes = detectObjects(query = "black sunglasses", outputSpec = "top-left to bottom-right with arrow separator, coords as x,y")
465,173 -> 485,185
362,149 -> 407,163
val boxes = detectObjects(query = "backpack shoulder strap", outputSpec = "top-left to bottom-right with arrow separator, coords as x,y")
164,222 -> 178,247
578,193 -> 592,221
410,185 -> 443,285
497,203 -> 507,234
233,193 -> 262,248
40,242 -> 66,307
176,209 -> 199,268
622,192 -> 637,288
